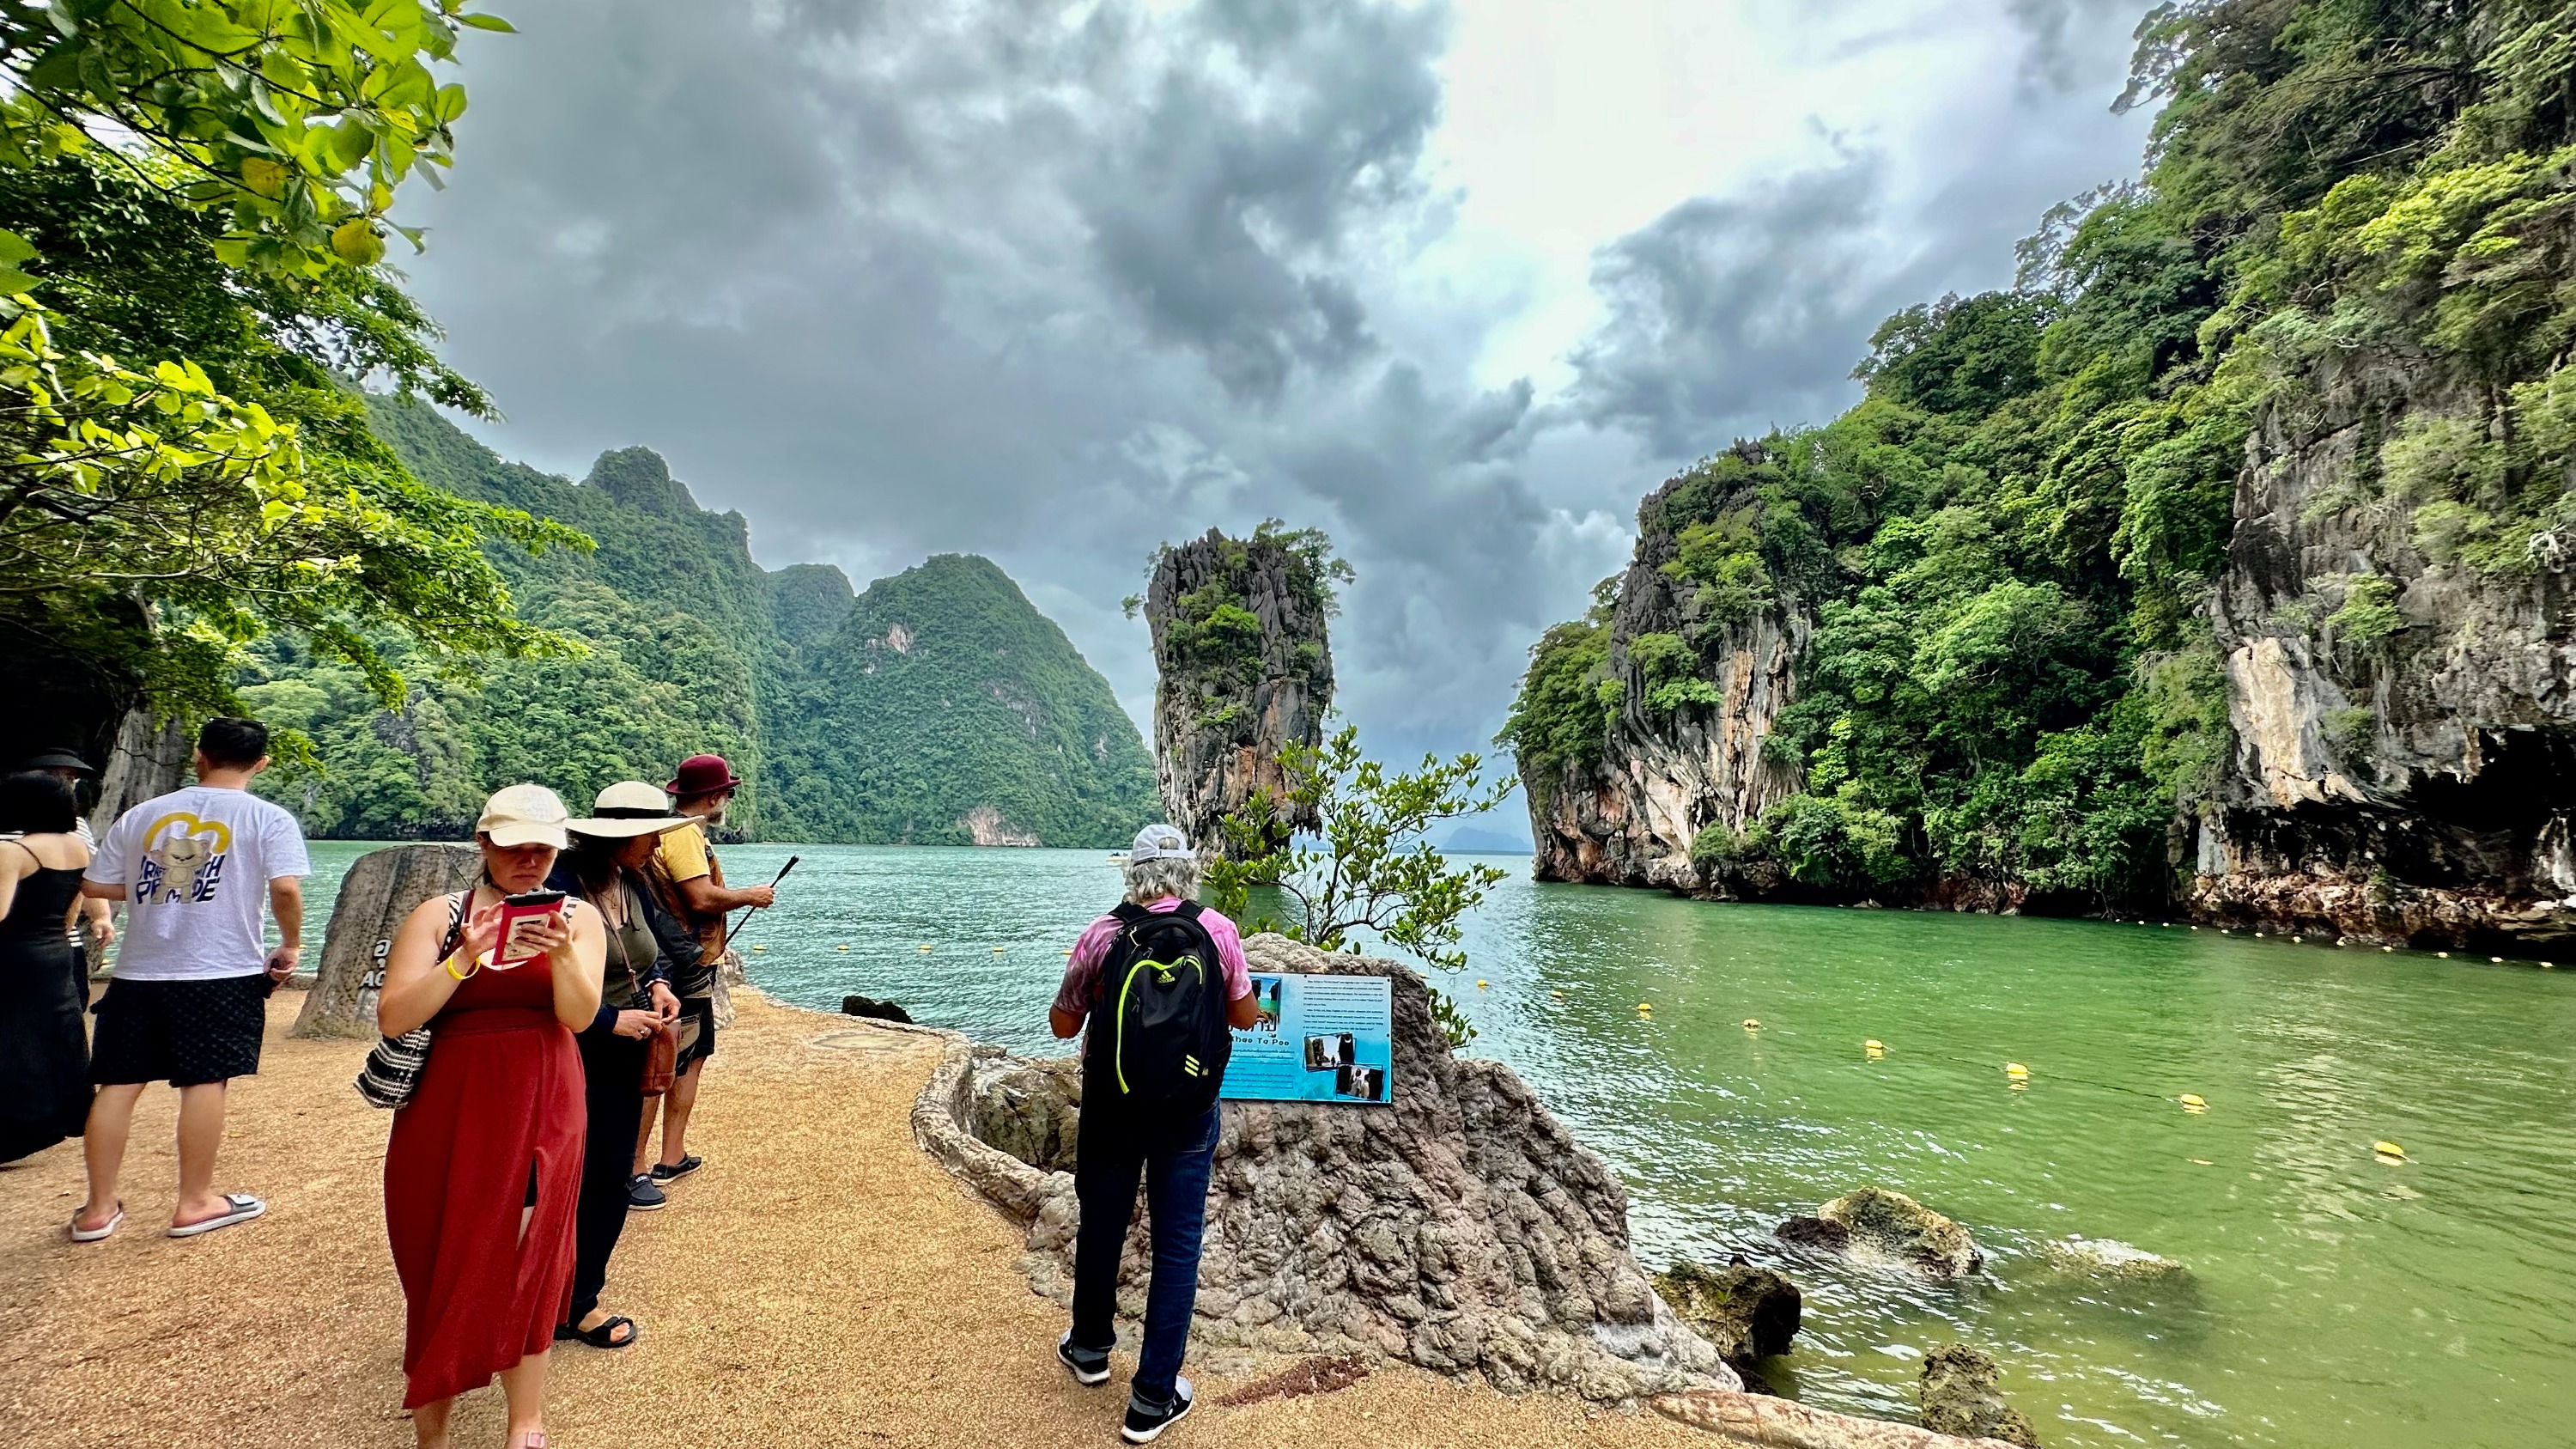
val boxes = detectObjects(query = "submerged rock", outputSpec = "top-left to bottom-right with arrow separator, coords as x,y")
1920,1343 -> 2042,1448
840,993 -> 914,1025
1654,1386 -> 2035,1448
1654,1260 -> 1802,1367
2041,1236 -> 2182,1281
1778,1187 -> 1984,1279
914,933 -> 1732,1406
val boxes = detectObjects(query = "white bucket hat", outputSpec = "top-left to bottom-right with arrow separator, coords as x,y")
567,780 -> 692,839
1130,824 -> 1194,862
476,783 -> 571,849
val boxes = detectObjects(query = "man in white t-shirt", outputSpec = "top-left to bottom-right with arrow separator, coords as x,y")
71,717 -> 310,1242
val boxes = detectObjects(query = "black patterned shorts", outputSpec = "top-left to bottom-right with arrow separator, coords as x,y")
89,974 -> 270,1087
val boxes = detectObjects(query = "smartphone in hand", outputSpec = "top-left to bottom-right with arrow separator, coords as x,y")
491,890 -> 568,970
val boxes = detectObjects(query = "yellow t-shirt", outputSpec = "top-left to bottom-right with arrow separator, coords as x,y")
650,819 -> 726,971
656,819 -> 714,887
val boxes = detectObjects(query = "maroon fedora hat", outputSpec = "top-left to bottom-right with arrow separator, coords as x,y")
666,753 -> 744,796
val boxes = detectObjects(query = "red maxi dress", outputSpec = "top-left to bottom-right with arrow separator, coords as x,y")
384,938 -> 586,1409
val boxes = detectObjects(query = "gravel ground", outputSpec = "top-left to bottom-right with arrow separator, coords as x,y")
0,989 -> 1710,1448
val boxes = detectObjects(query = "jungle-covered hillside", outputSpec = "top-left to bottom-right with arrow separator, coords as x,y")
1505,0 -> 2576,916
243,400 -> 1157,846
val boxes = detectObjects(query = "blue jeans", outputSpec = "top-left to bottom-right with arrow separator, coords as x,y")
1069,1105 -> 1221,1407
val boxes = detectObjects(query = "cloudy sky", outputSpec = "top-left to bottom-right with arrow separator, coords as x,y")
400,0 -> 2154,834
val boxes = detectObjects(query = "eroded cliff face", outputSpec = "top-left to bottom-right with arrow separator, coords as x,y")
1144,528 -> 1334,849
1528,481 -> 1807,891
2197,357 -> 2576,950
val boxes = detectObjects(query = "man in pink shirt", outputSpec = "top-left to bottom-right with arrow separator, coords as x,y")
1048,825 -> 1256,1443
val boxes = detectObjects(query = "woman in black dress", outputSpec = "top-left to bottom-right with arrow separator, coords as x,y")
545,782 -> 694,1349
1,771 -> 96,1167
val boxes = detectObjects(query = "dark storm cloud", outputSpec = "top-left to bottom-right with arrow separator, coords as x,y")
1076,0 -> 1447,399
400,0 -> 2154,792
1567,158 -> 1903,459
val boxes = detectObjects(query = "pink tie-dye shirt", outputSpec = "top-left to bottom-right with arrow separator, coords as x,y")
1053,898 -> 1254,1019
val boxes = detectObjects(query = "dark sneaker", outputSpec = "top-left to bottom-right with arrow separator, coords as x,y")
650,1154 -> 702,1184
1121,1377 -> 1193,1443
627,1173 -> 667,1211
1058,1331 -> 1110,1386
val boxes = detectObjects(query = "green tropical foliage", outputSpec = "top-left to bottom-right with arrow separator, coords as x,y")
1506,0 -> 2576,910
765,553 -> 1160,846
0,3 -> 569,723
1206,724 -> 1512,1046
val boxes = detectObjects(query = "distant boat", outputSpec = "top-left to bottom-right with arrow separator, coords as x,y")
1106,852 -> 1129,867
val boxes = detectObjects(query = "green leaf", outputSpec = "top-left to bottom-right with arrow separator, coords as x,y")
457,13 -> 517,32
0,269 -> 42,295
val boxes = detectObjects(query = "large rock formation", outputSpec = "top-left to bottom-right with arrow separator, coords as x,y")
2191,350 -> 2576,951
913,933 -> 1729,1405
292,843 -> 482,1038
1524,465 -> 1807,892
1141,527 -> 1335,849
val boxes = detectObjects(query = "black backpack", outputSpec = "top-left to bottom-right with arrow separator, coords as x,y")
1082,901 -> 1232,1142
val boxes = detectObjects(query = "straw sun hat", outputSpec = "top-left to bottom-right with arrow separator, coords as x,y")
567,780 -> 691,839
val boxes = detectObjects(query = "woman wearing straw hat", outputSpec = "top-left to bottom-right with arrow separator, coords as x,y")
378,784 -> 605,1449
544,782 -> 696,1350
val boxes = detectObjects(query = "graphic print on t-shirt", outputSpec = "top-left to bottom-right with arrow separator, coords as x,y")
136,813 -> 234,905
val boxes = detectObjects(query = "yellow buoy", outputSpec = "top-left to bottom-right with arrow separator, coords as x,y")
994,946 -> 1007,953
1475,979 -> 1489,989
2004,1062 -> 2031,1078
2491,956 -> 2506,964
2373,1140 -> 2407,1160
1863,1038 -> 1884,1051
1060,949 -> 1074,957
2437,951 -> 2450,959
750,944 -> 767,953
919,945 -> 933,953
1550,989 -> 1564,999
2384,946 -> 2395,953
2179,1093 -> 2207,1114
836,945 -> 849,953
1742,1018 -> 1760,1031
2189,1157 -> 2214,1166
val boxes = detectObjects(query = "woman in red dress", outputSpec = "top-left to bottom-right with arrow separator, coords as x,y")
379,785 -> 605,1449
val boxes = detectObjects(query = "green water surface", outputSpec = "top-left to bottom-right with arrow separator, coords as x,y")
295,841 -> 2576,1447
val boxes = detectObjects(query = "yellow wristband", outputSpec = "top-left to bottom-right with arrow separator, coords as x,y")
443,950 -> 478,981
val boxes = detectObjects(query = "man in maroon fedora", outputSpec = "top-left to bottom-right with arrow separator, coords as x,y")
632,753 -> 775,1207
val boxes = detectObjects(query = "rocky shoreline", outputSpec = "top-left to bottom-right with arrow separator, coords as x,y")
907,933 -> 2034,1447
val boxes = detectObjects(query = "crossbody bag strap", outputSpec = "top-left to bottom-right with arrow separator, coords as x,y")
435,889 -> 471,963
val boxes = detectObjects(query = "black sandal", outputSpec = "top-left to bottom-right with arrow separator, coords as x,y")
555,1314 -> 639,1349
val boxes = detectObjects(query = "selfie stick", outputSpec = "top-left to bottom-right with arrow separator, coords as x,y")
723,855 -> 799,953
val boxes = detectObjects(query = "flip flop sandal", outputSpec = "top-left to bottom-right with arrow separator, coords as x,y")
167,1193 -> 266,1238
555,1315 -> 639,1349
69,1201 -> 124,1242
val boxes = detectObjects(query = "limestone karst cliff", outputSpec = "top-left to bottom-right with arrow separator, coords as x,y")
1139,525 -> 1340,849
1504,0 -> 2576,947
1515,459 -> 1809,893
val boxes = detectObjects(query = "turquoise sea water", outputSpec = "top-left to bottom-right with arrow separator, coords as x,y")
295,841 -> 2576,1447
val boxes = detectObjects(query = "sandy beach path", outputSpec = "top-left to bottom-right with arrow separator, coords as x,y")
0,989 -> 1704,1448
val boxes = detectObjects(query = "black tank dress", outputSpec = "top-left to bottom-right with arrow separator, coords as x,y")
0,857 -> 90,1163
